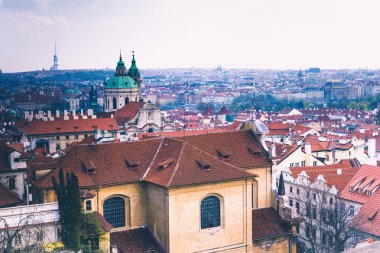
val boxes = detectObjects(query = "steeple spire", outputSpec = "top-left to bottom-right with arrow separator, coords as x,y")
127,50 -> 140,83
115,50 -> 126,76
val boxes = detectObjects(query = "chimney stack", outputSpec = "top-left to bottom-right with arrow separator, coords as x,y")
64,110 -> 69,120
368,139 -> 377,165
270,143 -> 276,158
304,142 -> 312,154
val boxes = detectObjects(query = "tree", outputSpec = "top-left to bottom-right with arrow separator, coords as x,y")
0,215 -> 45,253
294,181 -> 362,253
52,169 -> 82,251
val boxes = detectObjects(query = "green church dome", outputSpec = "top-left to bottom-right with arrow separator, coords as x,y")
65,88 -> 75,94
104,52 -> 139,89
105,75 -> 138,89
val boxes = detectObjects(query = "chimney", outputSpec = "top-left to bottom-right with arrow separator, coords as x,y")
368,139 -> 377,165
63,110 -> 69,120
88,109 -> 93,117
304,142 -> 312,154
111,245 -> 118,253
80,109 -> 84,116
337,169 -> 342,175
270,143 -> 276,158
72,110 -> 78,120
373,130 -> 378,137
47,110 -> 51,118
56,110 -> 60,118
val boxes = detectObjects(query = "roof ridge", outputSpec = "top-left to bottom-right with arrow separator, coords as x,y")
166,141 -> 186,187
142,138 -> 164,180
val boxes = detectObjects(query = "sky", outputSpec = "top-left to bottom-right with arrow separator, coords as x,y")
1,0 -> 380,72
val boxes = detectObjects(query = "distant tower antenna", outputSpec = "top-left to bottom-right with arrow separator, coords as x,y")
51,42 -> 58,71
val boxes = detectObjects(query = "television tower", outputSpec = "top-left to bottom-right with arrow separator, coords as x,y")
50,42 -> 58,71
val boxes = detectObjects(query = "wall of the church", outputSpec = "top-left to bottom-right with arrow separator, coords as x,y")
166,179 -> 253,253
95,183 -> 145,228
104,88 -> 140,112
145,183 -> 169,250
246,166 -> 272,208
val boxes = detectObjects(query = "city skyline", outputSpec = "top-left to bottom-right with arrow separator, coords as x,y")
1,0 -> 380,72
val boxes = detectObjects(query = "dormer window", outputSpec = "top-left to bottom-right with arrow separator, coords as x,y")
247,147 -> 261,157
369,210 -> 379,221
82,160 -> 95,173
125,156 -> 139,169
158,158 -> 175,170
349,177 -> 366,193
217,149 -> 229,159
197,160 -> 211,170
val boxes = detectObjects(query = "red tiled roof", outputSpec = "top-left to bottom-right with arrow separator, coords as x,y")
219,105 -> 230,115
32,138 -> 162,188
137,128 -> 235,139
252,207 -> 292,241
92,211 -> 113,232
0,184 -> 22,207
144,138 -> 256,187
338,165 -> 380,204
32,131 -> 264,189
17,118 -> 118,135
350,193 -> 380,237
270,144 -> 299,163
267,122 -> 291,130
114,102 -> 144,126
174,130 -> 271,169
290,160 -> 359,191
110,227 -> 165,253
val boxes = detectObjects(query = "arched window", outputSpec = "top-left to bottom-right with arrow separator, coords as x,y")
201,195 -> 221,229
103,197 -> 125,228
125,97 -> 129,105
113,97 -> 117,110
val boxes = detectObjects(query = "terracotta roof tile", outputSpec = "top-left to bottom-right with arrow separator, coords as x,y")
17,118 -> 118,135
114,102 -> 144,126
174,130 -> 271,169
290,160 -> 359,191
350,193 -> 380,237
110,227 -> 165,253
32,138 -> 162,188
32,131 -> 264,189
252,207 -> 292,241
0,184 -> 22,207
338,165 -> 380,204
144,139 -> 257,187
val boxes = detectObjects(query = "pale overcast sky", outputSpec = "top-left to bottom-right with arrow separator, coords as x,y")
0,0 -> 379,72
